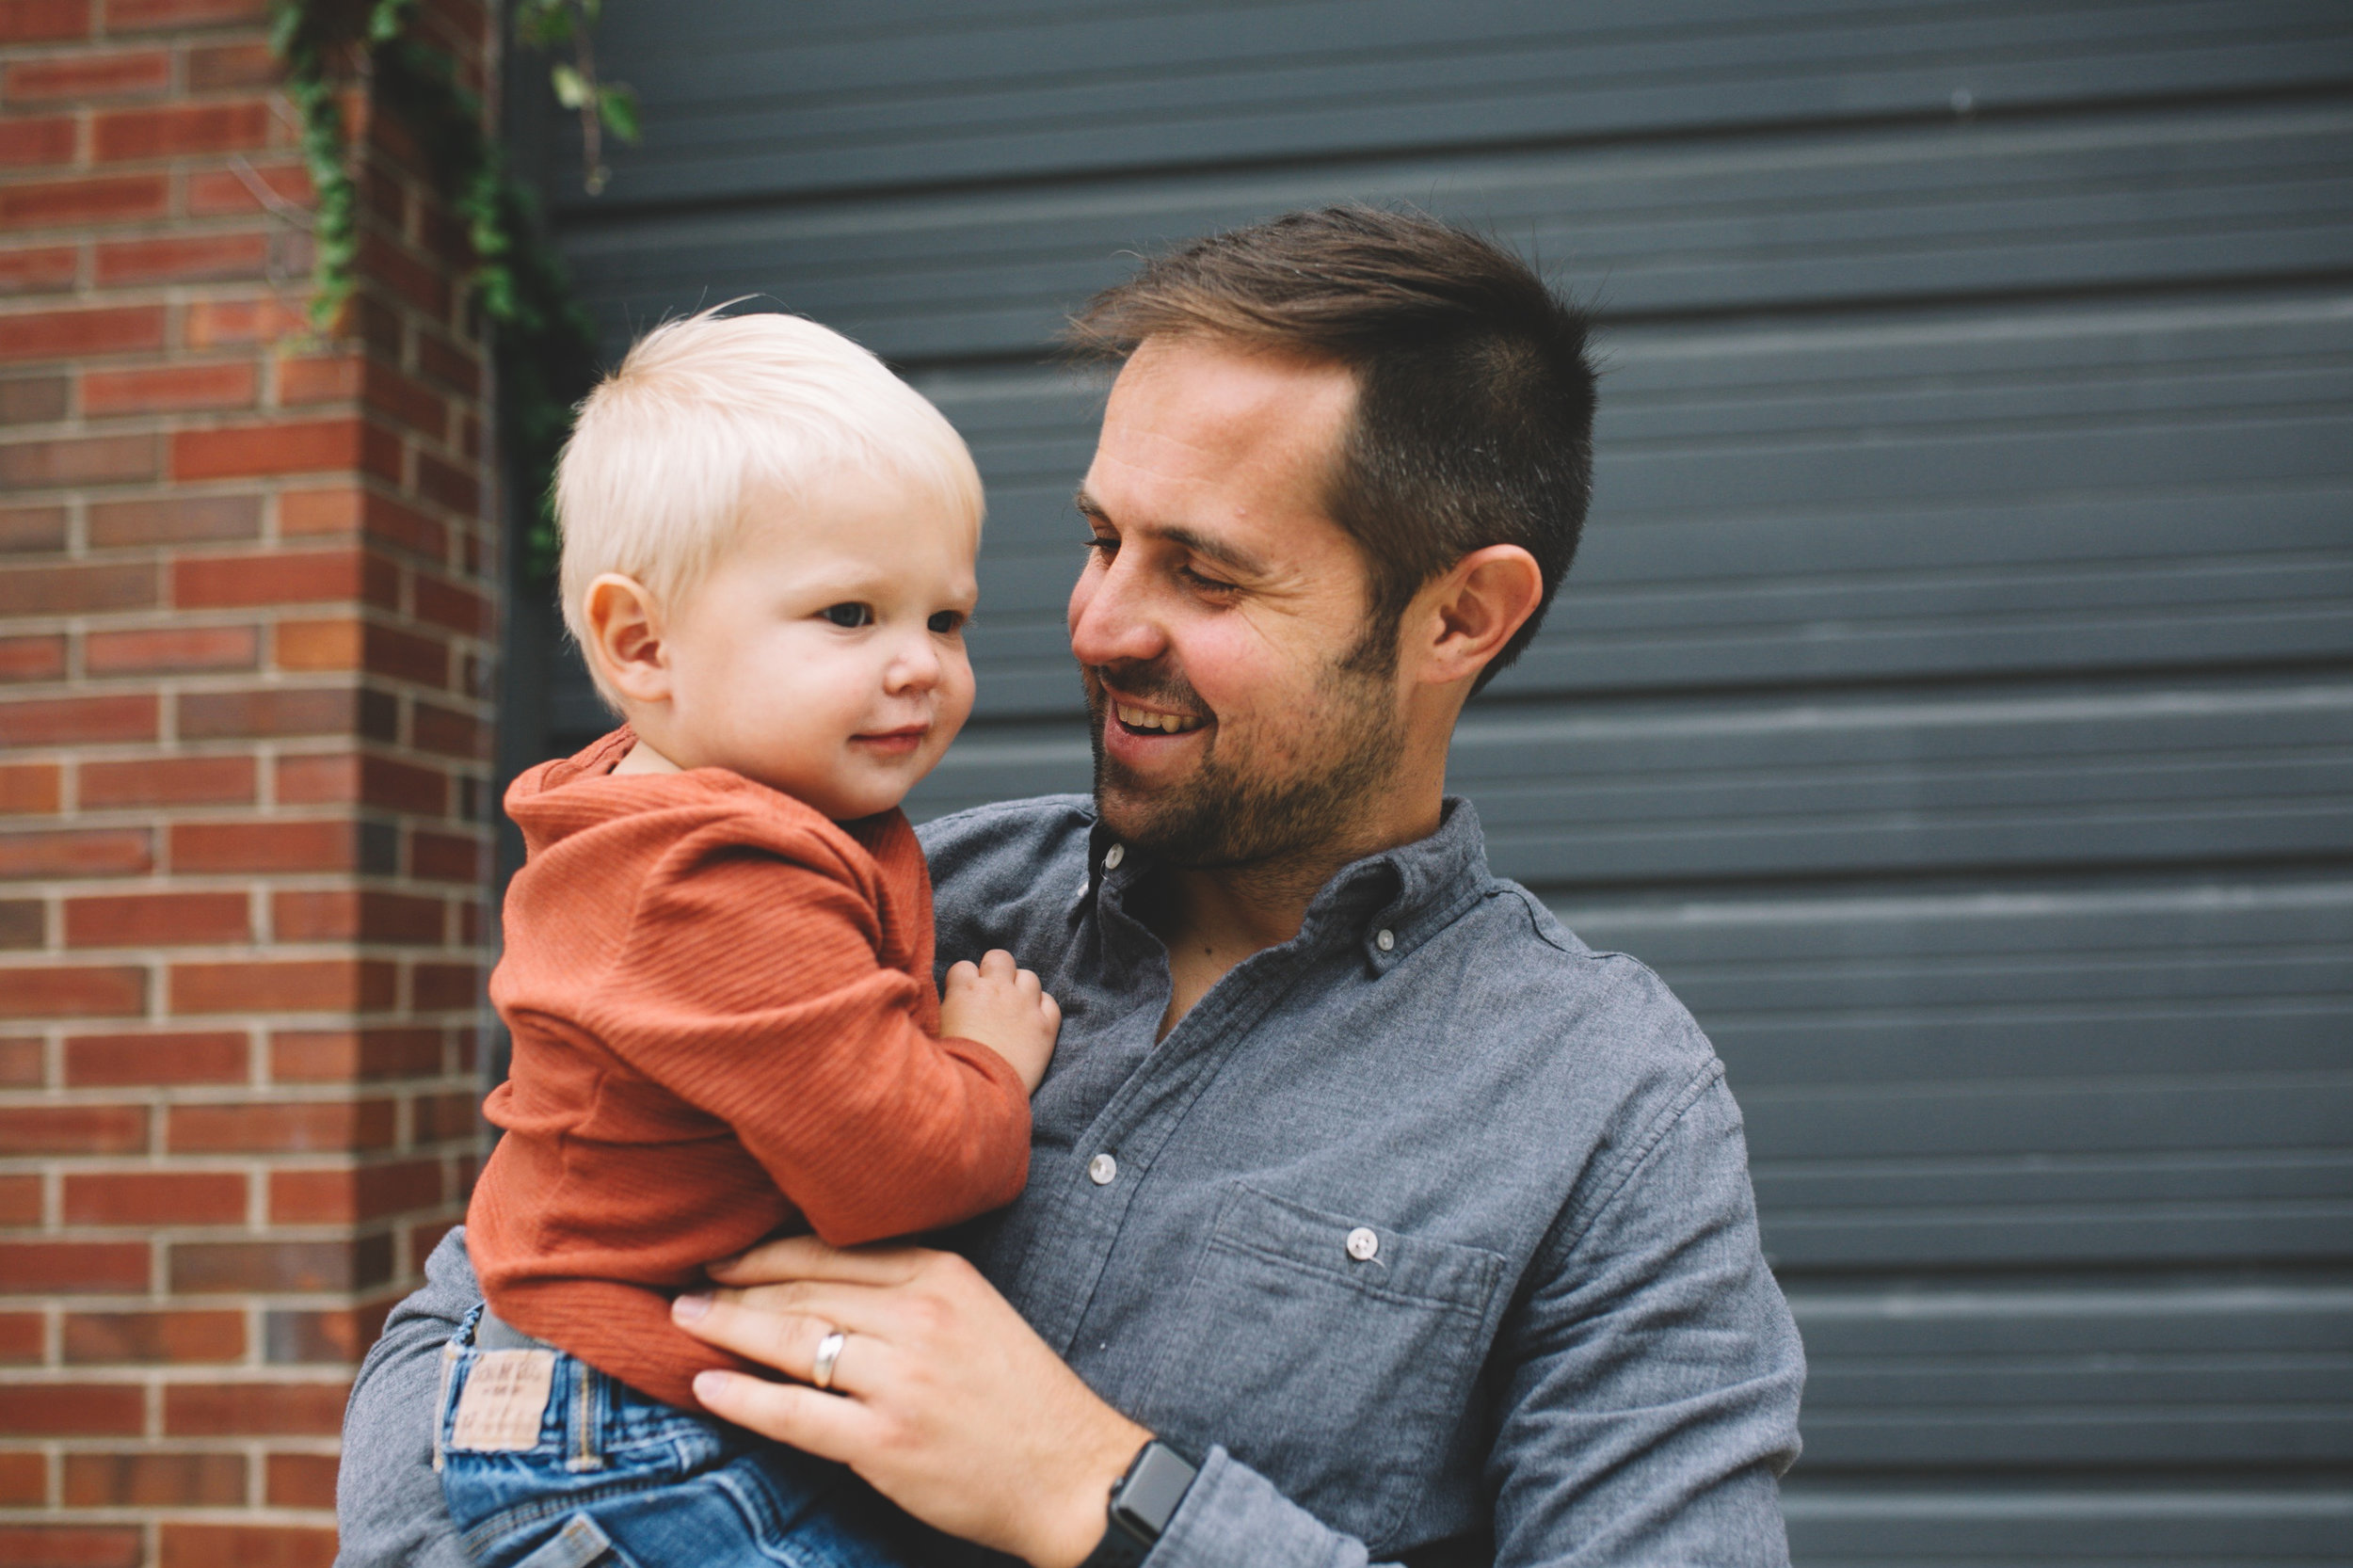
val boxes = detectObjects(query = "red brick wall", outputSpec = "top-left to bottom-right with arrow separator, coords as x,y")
0,1 -> 497,1562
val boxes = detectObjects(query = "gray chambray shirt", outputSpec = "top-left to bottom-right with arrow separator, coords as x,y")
336,795 -> 1804,1568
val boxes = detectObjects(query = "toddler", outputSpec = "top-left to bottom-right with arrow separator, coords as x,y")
435,309 -> 1058,1568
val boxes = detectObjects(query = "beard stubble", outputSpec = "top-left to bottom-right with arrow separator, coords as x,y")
1084,652 -> 1405,872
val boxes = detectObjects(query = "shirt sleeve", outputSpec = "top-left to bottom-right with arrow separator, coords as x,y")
581,819 -> 1032,1246
1144,1065 -> 1805,1568
332,1228 -> 479,1568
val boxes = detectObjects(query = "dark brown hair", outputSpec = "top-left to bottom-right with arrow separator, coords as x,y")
1068,204 -> 1596,690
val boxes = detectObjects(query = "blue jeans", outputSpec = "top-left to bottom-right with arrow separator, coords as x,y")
436,1306 -> 924,1568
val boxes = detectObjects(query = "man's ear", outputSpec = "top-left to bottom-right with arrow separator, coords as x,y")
582,572 -> 672,706
1407,544 -> 1545,690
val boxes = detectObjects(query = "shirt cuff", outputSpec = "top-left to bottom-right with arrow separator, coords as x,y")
1145,1446 -> 1369,1568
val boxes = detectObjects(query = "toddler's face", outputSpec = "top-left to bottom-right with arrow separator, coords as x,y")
651,466 -> 979,820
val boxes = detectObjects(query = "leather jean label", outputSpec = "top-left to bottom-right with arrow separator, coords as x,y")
449,1349 -> 556,1450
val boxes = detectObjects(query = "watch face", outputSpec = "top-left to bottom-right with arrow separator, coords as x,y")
1113,1443 -> 1199,1537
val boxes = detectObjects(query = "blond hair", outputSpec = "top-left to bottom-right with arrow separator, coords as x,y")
553,308 -> 984,684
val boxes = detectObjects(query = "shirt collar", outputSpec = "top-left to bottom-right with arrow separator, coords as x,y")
1087,795 -> 1493,972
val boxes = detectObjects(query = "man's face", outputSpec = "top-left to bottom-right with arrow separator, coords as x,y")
1068,334 -> 1405,868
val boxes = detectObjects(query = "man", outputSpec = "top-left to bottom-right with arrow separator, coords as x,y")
338,206 -> 1804,1568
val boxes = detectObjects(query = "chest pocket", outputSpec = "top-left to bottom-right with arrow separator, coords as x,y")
1133,1182 -> 1504,1549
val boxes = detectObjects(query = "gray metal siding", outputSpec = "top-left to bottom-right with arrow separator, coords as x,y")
520,3 -> 2353,1560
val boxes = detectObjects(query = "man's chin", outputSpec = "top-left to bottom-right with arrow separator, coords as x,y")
1090,757 -> 1196,851
1089,772 -> 1160,843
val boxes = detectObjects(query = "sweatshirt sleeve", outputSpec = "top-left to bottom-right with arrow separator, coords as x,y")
578,815 -> 1032,1246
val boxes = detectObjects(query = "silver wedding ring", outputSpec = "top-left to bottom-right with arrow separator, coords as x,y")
811,1329 -> 847,1391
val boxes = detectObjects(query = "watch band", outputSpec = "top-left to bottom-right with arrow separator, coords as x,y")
1078,1439 -> 1198,1568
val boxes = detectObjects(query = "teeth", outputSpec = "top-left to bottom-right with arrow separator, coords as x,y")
1114,703 -> 1204,734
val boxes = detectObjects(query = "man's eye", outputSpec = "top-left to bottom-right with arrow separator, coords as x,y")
1082,535 -> 1116,556
927,610 -> 966,634
1180,567 -> 1235,593
822,602 -> 872,629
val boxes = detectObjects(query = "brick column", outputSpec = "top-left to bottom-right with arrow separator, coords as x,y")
0,1 -> 497,1563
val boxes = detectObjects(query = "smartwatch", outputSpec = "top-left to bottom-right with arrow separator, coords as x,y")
1078,1439 -> 1198,1568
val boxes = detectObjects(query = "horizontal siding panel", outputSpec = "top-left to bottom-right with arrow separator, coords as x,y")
558,102 -> 2353,361
568,0 -> 2353,208
1740,1079 -> 2350,1163
1789,1286 -> 2353,1472
1762,1202 -> 2353,1269
1761,1155 -> 2353,1214
1455,682 -> 2353,888
1793,1285 -> 2353,1356
1574,887 -> 2351,1048
1802,1410 -> 2353,1468
1782,1486 -> 2353,1560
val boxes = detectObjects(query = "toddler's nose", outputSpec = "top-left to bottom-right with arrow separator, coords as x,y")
883,628 -> 944,693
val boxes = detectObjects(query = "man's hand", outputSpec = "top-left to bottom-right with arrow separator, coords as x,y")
940,949 -> 1061,1092
673,1236 -> 1149,1568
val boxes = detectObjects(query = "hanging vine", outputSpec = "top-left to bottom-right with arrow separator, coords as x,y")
514,0 -> 640,195
269,0 -> 634,576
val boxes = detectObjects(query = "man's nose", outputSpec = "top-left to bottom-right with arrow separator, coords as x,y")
1068,552 -> 1167,668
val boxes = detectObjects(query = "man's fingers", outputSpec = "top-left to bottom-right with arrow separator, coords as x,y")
706,1233 -> 929,1288
672,1295 -> 853,1385
691,1370 -> 876,1460
675,1282 -> 925,1387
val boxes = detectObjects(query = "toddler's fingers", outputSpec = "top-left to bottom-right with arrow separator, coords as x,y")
1040,992 -> 1062,1030
978,949 -> 1017,981
1015,967 -> 1042,998
944,959 -> 980,988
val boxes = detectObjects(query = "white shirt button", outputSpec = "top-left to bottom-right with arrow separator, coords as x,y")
1087,1153 -> 1118,1186
1103,843 -> 1125,871
1346,1226 -> 1380,1261
1375,928 -> 1396,952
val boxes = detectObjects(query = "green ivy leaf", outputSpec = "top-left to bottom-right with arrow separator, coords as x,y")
598,85 -> 641,143
366,0 -> 410,43
267,0 -> 304,57
517,0 -> 573,47
550,60 -> 589,108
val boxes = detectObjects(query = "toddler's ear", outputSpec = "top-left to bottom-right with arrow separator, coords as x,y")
584,572 -> 671,704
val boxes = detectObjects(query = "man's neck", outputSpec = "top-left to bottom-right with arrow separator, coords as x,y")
1137,787 -> 1443,1039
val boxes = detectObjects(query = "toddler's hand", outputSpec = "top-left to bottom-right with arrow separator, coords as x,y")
940,949 -> 1060,1094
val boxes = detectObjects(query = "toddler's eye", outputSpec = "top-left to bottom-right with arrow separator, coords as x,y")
927,610 -> 966,634
822,602 -> 872,629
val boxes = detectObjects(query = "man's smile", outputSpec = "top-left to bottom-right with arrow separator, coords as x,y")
1091,671 -> 1214,744
1112,702 -> 1207,735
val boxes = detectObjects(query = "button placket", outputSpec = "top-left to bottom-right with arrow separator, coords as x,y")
1043,898 -> 1333,1357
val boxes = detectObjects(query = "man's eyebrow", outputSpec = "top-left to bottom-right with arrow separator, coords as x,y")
1072,489 -> 1269,577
